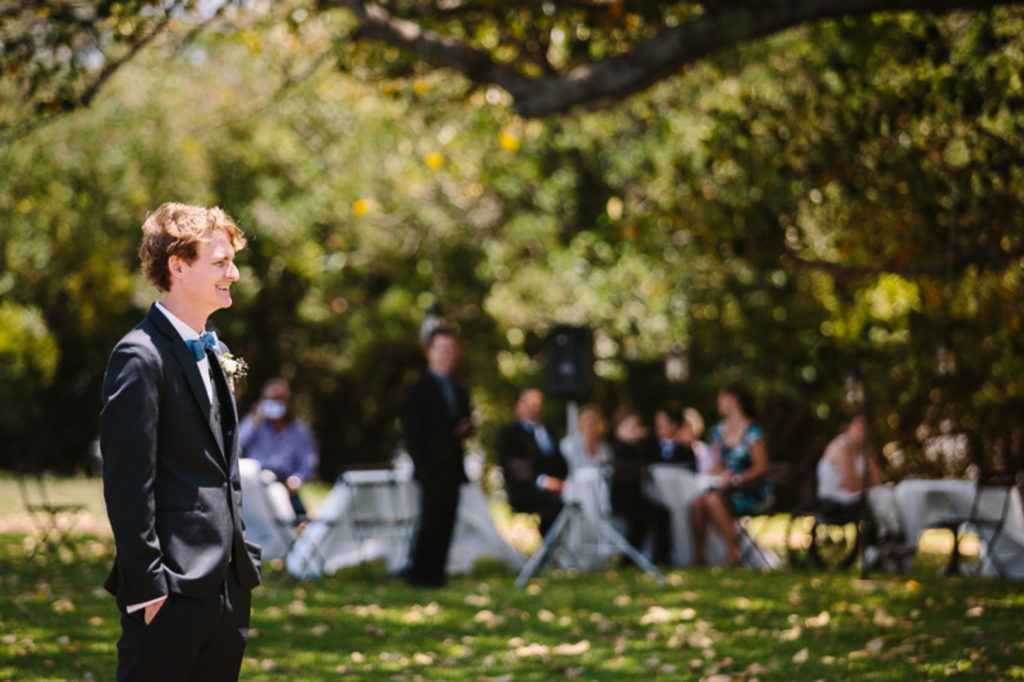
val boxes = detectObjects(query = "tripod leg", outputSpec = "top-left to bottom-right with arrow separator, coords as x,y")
516,506 -> 577,588
595,518 -> 667,585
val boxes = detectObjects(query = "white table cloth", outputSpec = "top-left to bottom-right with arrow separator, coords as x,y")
882,478 -> 1024,578
644,464 -> 780,568
285,469 -> 523,579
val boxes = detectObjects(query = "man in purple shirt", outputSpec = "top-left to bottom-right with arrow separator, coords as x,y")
238,378 -> 319,520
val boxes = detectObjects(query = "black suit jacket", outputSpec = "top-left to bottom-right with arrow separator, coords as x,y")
401,371 -> 470,485
654,439 -> 697,469
497,421 -> 567,512
99,305 -> 261,607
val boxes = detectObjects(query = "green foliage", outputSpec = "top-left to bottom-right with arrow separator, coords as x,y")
1,8 -> 1023,483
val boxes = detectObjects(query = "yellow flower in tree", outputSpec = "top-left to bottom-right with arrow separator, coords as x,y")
352,198 -> 372,216
425,152 -> 444,169
498,131 -> 520,152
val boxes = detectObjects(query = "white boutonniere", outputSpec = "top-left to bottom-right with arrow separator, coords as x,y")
219,352 -> 248,391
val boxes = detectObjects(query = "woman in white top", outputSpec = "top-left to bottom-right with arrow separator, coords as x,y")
817,415 -> 882,504
678,407 -> 715,474
559,404 -> 613,475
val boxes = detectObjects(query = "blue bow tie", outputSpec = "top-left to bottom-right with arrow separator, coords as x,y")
186,331 -> 219,361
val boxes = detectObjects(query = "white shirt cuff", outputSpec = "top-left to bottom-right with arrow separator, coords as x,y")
126,596 -> 166,613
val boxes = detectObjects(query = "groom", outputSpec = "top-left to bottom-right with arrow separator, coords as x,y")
100,203 -> 261,681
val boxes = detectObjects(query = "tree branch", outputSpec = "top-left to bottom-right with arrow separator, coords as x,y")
320,0 -> 1024,117
783,239 -> 1024,279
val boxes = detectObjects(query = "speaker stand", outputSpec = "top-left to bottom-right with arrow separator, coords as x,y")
515,501 -> 668,588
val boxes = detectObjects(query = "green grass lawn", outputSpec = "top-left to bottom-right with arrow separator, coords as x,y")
2,477 -> 1023,680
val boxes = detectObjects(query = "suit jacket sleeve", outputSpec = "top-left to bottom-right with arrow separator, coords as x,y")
99,340 -> 169,605
401,380 -> 430,474
497,425 -> 530,484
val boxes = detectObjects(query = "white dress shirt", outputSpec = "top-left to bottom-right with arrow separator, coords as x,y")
155,301 -> 214,403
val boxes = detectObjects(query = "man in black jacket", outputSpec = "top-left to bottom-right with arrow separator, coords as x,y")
100,203 -> 261,681
654,401 -> 697,468
400,326 -> 472,587
496,388 -> 567,537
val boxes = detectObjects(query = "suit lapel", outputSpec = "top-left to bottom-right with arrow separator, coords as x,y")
208,345 -> 238,467
146,305 -> 226,461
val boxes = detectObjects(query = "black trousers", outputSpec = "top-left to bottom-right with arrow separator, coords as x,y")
116,569 -> 251,681
623,501 -> 673,565
407,479 -> 461,587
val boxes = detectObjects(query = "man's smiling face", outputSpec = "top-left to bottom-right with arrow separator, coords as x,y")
173,228 -> 240,316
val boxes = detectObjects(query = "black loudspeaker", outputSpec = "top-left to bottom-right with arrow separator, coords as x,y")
545,325 -> 594,400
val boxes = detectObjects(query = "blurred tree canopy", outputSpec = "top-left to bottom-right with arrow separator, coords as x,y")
3,0 -> 1022,137
1,4 -> 1023,495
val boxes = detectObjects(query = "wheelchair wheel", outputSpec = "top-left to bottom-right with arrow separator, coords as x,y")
808,518 -> 861,569
785,513 -> 816,568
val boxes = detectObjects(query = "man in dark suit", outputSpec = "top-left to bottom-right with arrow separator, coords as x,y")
497,388 -> 567,537
400,326 -> 472,588
654,401 -> 697,469
100,203 -> 261,681
611,409 -> 673,565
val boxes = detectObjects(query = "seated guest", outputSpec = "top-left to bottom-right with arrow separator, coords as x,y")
559,404 -> 612,474
678,407 -> 715,474
690,383 -> 772,566
497,388 -> 566,537
239,378 -> 319,521
610,409 -> 673,565
817,414 -> 882,505
653,401 -> 697,469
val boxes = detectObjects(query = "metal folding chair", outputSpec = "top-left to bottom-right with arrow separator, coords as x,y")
927,471 -> 1018,577
340,468 -> 419,568
17,473 -> 86,560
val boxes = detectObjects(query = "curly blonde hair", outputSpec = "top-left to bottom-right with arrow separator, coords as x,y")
139,203 -> 246,292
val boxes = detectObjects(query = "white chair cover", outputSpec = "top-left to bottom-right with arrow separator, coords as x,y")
238,457 -> 297,560
286,470 -> 523,579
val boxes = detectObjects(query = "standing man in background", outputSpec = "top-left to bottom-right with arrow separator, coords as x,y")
100,203 -> 261,681
400,326 -> 472,588
239,377 -> 319,521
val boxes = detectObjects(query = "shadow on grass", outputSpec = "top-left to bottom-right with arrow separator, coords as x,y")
2,533 -> 1023,681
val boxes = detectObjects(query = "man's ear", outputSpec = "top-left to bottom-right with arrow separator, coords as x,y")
168,254 -> 184,280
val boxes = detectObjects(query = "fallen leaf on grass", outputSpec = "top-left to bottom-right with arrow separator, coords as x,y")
872,608 -> 896,627
474,610 -> 505,627
465,594 -> 490,607
513,643 -> 550,658
805,611 -> 830,628
552,640 -> 590,656
777,625 -> 802,642
640,606 -> 672,625
51,598 -> 74,613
